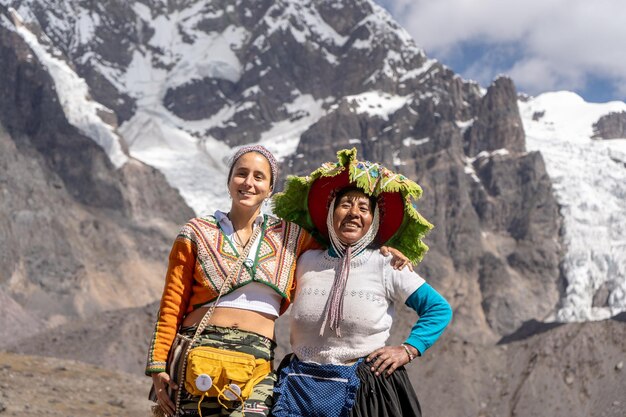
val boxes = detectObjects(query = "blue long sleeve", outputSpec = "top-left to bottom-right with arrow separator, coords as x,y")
403,283 -> 452,355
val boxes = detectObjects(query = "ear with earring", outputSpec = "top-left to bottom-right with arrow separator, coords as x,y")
263,194 -> 272,210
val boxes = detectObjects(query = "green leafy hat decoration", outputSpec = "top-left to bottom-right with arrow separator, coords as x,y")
272,148 -> 433,264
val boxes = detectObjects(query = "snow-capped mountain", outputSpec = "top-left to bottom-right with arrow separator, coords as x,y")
2,1 -> 626,416
0,3 -> 195,327
0,0 -> 624,340
4,0 -> 437,214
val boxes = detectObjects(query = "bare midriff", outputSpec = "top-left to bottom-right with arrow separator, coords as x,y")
182,306 -> 276,340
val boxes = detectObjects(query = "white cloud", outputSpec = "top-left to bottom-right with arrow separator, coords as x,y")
506,58 -> 577,93
378,0 -> 626,100
618,84 -> 626,99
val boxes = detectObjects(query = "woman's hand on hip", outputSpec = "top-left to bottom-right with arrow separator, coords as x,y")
366,345 -> 412,376
152,372 -> 177,415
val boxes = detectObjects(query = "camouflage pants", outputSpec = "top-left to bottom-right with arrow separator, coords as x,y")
178,325 -> 276,417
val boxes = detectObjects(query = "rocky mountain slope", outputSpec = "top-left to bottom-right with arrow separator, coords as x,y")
411,313 -> 626,417
593,111 -> 626,140
0,5 -> 194,337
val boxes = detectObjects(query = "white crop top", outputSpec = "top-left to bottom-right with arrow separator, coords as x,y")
204,282 -> 282,317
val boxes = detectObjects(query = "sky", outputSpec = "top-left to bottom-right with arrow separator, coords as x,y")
376,0 -> 626,104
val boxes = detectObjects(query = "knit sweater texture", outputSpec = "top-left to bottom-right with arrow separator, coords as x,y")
291,249 -> 426,364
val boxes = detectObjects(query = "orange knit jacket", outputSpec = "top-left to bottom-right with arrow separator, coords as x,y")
145,215 -> 317,374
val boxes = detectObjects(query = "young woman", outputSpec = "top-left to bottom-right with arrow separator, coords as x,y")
147,145 -> 317,417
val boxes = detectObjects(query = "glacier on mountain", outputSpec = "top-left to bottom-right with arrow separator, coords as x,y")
520,92 -> 626,321
8,7 -> 128,168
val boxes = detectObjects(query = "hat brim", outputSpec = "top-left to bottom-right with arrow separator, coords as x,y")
308,170 -> 404,245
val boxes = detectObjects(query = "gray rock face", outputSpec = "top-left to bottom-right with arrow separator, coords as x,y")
0,18 -> 193,326
287,72 -> 561,338
465,77 -> 526,156
0,22 -> 122,211
471,152 -> 562,334
592,110 -> 626,139
407,317 -> 626,417
0,289 -> 43,347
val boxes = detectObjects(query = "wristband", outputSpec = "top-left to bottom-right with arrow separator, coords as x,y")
402,344 -> 415,362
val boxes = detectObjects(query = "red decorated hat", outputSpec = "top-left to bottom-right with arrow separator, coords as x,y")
273,148 -> 433,264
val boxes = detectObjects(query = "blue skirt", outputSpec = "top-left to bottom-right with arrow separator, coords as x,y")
272,354 -> 361,417
272,354 -> 421,417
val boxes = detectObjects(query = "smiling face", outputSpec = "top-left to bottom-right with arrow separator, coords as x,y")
228,152 -> 273,210
332,189 -> 374,245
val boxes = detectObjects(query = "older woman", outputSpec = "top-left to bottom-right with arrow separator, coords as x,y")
272,148 -> 452,417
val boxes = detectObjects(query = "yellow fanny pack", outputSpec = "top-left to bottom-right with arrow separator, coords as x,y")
185,346 -> 271,407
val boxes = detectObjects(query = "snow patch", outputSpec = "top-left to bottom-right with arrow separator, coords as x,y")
345,91 -> 409,120
403,137 -> 430,147
167,25 -> 248,89
392,150 -> 405,166
120,111 -> 231,215
75,8 -> 98,45
399,59 -> 436,82
11,8 -> 128,168
455,118 -> 475,134
259,93 -> 327,160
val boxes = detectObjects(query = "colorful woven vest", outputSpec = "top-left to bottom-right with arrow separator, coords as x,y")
179,215 -> 305,303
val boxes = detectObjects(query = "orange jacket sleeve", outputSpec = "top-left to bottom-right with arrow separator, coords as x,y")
145,235 -> 195,375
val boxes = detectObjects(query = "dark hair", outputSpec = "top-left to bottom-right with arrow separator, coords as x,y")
333,187 -> 376,212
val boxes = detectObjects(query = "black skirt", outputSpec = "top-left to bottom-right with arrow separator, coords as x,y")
350,361 -> 422,417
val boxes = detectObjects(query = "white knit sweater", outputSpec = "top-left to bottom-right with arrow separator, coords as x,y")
290,249 -> 425,364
